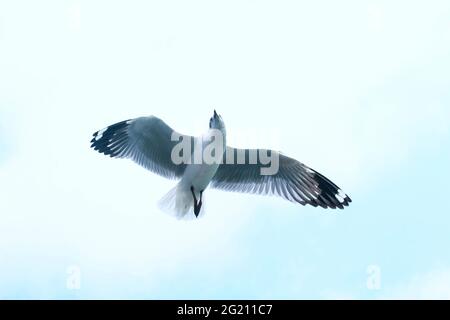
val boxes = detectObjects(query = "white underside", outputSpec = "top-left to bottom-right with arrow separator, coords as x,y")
157,162 -> 220,220
158,129 -> 225,219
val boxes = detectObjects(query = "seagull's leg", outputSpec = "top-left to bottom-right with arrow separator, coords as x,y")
194,190 -> 204,218
191,186 -> 201,218
198,190 -> 204,210
190,186 -> 198,203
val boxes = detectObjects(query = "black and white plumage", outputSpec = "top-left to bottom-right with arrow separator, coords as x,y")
91,117 -> 194,179
211,148 -> 351,209
90,111 -> 351,219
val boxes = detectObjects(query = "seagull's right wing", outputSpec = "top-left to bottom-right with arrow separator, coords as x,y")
90,116 -> 194,179
211,147 -> 351,209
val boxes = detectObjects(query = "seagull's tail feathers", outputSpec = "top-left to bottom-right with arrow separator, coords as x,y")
157,183 -> 205,220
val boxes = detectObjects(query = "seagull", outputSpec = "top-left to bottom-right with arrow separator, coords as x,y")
90,110 -> 351,219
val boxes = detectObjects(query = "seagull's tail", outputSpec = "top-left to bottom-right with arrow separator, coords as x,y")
157,183 -> 205,220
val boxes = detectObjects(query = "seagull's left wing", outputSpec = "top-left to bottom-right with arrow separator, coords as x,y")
90,116 -> 194,179
211,147 -> 351,209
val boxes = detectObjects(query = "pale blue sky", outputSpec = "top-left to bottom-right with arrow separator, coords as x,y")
1,0 -> 450,299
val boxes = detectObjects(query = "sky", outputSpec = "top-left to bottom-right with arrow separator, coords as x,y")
0,0 -> 450,299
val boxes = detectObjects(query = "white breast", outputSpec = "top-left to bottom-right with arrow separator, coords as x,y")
180,128 -> 226,193
182,163 -> 220,192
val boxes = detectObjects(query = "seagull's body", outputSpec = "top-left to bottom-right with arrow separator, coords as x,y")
183,129 -> 225,195
91,111 -> 351,219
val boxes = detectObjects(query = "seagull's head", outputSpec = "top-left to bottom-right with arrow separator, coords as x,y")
209,110 -> 225,130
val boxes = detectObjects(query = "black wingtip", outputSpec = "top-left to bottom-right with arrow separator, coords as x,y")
90,119 -> 132,157
310,170 -> 352,210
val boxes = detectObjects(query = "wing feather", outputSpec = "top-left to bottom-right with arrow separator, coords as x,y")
211,147 -> 352,209
90,116 -> 194,179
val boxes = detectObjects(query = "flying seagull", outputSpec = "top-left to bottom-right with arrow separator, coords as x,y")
90,111 -> 351,219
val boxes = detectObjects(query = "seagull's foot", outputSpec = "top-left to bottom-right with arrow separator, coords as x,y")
191,187 -> 204,218
191,186 -> 200,218
194,203 -> 201,218
196,190 -> 204,217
